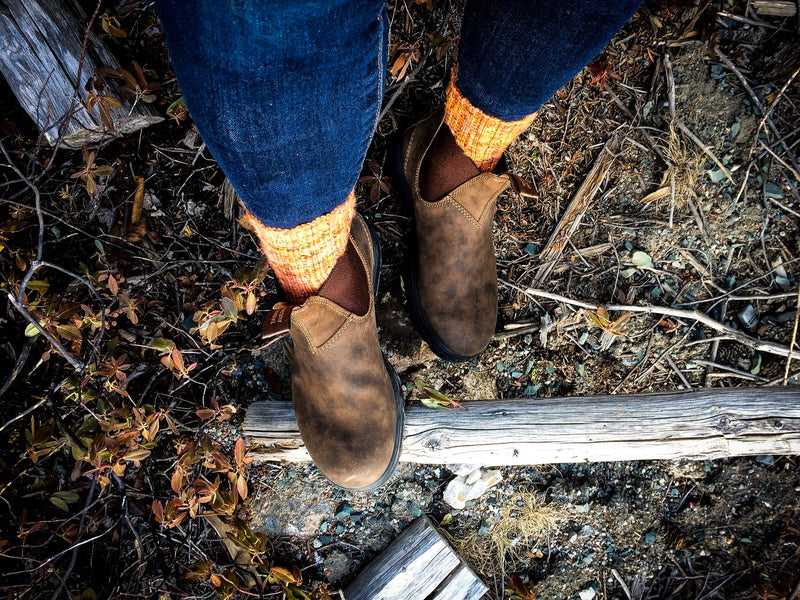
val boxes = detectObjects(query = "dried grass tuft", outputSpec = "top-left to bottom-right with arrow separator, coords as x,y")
661,123 -> 705,208
446,491 -> 562,582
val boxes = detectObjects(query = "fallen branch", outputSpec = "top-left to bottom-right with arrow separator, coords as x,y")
515,287 -> 800,360
245,386 -> 800,464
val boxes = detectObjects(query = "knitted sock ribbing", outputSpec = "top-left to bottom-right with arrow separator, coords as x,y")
240,192 -> 356,304
444,71 -> 537,171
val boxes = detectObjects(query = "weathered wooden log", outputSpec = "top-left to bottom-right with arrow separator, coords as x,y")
244,386 -> 800,465
0,0 -> 162,147
751,1 -> 797,17
344,515 -> 487,600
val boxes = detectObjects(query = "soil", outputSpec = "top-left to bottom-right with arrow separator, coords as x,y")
1,1 -> 799,599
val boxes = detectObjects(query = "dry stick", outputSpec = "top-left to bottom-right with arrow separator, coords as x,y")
1,140 -> 106,371
760,139 -> 800,182
666,353 -> 692,388
0,336 -> 33,401
784,284 -> 800,384
716,50 -> 800,176
3,291 -> 83,371
676,121 -> 736,184
664,51 -> 677,118
692,359 -> 770,382
788,576 -> 800,600
378,55 -> 427,123
611,569 -> 633,600
518,287 -> 800,360
732,67 -> 800,204
534,136 -> 620,284
605,86 -> 667,163
717,9 -> 787,28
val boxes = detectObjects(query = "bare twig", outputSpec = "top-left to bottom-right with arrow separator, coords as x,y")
787,576 -> 800,600
514,287 -> 800,359
676,121 -> 736,184
716,50 -> 800,176
784,284 -> 800,385
664,51 -> 677,119
692,359 -> 770,382
4,291 -> 84,371
0,393 -> 48,435
0,337 -> 34,401
1,140 -> 107,371
534,136 -> 620,283
611,568 -> 633,600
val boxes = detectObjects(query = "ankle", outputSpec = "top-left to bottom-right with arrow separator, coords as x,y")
319,240 -> 369,315
418,123 -> 480,202
443,70 -> 537,172
240,194 -> 356,304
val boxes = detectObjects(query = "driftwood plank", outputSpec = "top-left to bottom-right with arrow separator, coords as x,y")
430,563 -> 489,600
244,386 -> 800,465
0,0 -> 162,146
344,516 -> 486,600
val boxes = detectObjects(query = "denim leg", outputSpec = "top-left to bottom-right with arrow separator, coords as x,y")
457,0 -> 642,121
155,0 -> 386,229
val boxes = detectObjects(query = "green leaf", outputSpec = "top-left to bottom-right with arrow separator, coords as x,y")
49,496 -> 69,511
166,96 -> 187,114
420,398 -> 446,410
52,491 -> 80,504
150,338 -> 175,352
221,296 -> 239,320
26,279 -> 50,293
24,322 -> 41,337
250,256 -> 269,284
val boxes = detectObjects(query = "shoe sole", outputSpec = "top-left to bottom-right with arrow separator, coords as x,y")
337,219 -> 406,492
393,133 -> 477,363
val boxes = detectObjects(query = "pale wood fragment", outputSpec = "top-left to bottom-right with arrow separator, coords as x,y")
245,386 -> 800,465
751,1 -> 797,16
344,516 -> 486,600
429,563 -> 490,600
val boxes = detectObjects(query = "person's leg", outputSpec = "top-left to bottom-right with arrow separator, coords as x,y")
402,0 -> 642,360
155,0 -> 386,303
155,0 -> 404,490
446,0 -> 642,170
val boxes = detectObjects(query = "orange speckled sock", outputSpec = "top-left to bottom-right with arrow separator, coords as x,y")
444,70 -> 537,171
240,192 -> 356,304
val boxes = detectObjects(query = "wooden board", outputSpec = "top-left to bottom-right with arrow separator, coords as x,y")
244,386 -> 800,465
0,0 -> 162,147
344,515 -> 487,600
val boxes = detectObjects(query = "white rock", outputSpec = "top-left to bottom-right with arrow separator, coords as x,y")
442,469 -> 503,509
579,588 -> 596,600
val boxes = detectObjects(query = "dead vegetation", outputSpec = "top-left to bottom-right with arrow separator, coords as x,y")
447,491 -> 562,586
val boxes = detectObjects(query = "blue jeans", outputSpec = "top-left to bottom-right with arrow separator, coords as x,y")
155,0 -> 641,229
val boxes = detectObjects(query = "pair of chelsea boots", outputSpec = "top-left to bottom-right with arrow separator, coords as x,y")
262,109 -> 534,490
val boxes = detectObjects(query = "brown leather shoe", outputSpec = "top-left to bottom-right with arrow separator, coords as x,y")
262,214 -> 404,490
397,109 -> 535,361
